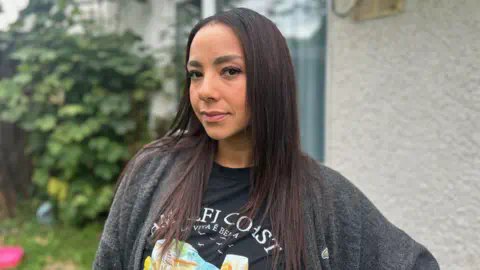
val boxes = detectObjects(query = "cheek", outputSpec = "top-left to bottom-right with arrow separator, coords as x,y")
241,109 -> 251,126
189,89 -> 199,110
232,92 -> 249,122
189,95 -> 202,121
234,84 -> 248,119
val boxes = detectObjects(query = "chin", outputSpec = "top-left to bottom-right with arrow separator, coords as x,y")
204,129 -> 231,141
202,123 -> 249,141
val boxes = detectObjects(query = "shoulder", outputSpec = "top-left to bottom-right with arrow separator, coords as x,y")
306,160 -> 406,235
109,137 -> 183,230
115,137 -> 180,194
305,161 -> 364,211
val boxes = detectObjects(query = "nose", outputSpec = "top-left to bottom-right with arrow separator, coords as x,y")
197,72 -> 219,102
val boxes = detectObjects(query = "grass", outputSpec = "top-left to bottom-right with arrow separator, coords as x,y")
0,201 -> 105,270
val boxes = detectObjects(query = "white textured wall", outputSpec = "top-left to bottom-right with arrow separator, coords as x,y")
326,1 -> 479,269
0,0 -> 29,31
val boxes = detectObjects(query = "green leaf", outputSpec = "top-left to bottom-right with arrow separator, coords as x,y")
116,65 -> 140,75
86,185 -> 114,218
72,194 -> 89,207
71,54 -> 85,62
94,163 -> 118,181
58,104 -> 87,117
20,121 -> 36,131
70,180 -> 94,195
47,140 -> 63,156
0,107 -> 26,122
106,143 -> 127,163
85,118 -> 103,131
44,74 -> 62,88
0,86 -> 28,122
10,47 -> 35,61
35,115 -> 57,131
99,95 -> 130,116
39,154 -> 56,167
0,80 -> 20,100
52,122 -> 75,143
88,137 -> 109,151
98,185 -> 114,204
13,73 -> 32,85
97,51 -> 109,58
57,144 -> 83,168
33,168 -> 50,186
61,166 -> 77,181
76,38 -> 90,49
55,63 -> 73,74
26,133 -> 47,155
39,50 -> 57,62
32,91 -> 47,103
133,89 -> 146,101
111,119 -> 136,135
62,78 -> 75,91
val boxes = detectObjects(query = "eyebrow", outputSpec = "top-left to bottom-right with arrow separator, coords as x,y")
187,55 -> 242,68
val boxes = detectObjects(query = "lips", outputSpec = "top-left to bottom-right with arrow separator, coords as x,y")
201,111 -> 229,123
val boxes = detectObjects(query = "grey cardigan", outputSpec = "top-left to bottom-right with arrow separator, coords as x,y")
93,146 -> 439,270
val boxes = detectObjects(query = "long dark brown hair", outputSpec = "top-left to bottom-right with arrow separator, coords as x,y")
136,8 -> 317,270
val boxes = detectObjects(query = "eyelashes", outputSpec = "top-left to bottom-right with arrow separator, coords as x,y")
221,67 -> 242,76
187,66 -> 243,80
188,70 -> 203,79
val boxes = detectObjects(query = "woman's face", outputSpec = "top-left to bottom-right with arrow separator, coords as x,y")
188,23 -> 250,142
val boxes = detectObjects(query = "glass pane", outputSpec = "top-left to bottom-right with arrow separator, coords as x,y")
218,0 -> 328,161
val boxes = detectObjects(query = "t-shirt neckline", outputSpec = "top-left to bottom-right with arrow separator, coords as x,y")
212,162 -> 251,181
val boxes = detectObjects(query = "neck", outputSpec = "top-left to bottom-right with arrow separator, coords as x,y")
215,133 -> 253,168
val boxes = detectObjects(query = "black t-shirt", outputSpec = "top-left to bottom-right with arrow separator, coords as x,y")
142,162 -> 279,270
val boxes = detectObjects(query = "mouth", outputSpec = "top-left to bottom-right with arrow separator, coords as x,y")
201,111 -> 229,123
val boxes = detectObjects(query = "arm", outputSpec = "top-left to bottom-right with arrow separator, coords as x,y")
357,193 -> 440,270
316,165 -> 440,270
410,248 -> 439,270
92,141 -> 168,270
92,170 -> 128,269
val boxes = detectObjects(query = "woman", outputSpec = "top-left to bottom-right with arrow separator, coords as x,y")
93,8 -> 439,270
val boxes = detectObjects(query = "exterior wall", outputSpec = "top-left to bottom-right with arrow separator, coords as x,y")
0,0 -> 29,31
326,1 -> 479,269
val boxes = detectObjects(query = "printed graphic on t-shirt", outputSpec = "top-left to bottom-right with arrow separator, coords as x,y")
144,239 -> 248,270
144,207 -> 281,269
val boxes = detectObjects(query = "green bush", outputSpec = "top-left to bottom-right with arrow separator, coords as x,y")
0,0 -> 164,225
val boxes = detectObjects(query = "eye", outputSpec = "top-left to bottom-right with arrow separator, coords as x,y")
221,67 -> 242,78
188,70 -> 203,80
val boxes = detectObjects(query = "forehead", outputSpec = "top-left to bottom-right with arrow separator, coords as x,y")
189,23 -> 244,59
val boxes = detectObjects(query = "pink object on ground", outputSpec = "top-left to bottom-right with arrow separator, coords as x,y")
0,247 -> 24,269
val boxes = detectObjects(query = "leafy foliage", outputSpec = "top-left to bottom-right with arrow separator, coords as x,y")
0,0 -> 163,225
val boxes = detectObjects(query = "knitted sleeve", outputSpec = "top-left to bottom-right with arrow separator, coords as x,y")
92,169 -> 128,269
315,165 -> 440,270
92,142 -> 161,270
